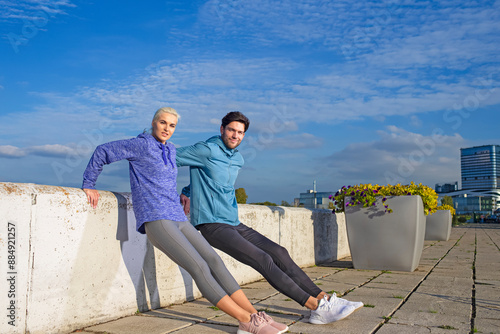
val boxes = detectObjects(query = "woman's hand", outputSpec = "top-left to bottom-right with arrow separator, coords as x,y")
83,188 -> 100,209
180,194 -> 190,215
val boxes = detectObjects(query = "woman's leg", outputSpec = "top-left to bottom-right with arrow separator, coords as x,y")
229,289 -> 257,314
175,221 -> 258,314
145,220 -> 253,322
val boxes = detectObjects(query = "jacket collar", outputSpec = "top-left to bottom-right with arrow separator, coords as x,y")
207,135 -> 237,157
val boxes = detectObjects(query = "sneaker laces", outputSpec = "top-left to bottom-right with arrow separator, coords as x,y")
251,313 -> 266,326
327,294 -> 341,306
258,311 -> 272,322
319,297 -> 336,311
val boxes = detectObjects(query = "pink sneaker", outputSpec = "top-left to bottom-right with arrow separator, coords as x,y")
257,311 -> 289,334
237,313 -> 280,334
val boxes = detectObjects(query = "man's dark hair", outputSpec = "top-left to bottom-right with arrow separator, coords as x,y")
221,111 -> 250,132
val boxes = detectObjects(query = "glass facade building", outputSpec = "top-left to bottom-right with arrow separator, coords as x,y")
297,190 -> 335,209
461,145 -> 500,190
435,182 -> 458,193
453,195 -> 494,215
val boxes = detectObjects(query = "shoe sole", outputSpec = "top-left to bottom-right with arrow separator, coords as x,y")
276,327 -> 289,334
275,326 -> 290,334
350,302 -> 364,310
237,327 -> 288,334
309,306 -> 357,325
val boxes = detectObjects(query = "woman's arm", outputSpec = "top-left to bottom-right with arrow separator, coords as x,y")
82,137 -> 143,207
83,188 -> 100,209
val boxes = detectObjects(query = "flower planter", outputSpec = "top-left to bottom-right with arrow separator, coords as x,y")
425,210 -> 452,241
345,195 -> 426,272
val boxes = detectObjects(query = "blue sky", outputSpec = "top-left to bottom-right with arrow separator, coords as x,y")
1,0 -> 499,204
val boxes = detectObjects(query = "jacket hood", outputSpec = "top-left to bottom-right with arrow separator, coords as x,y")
206,135 -> 237,156
137,132 -> 174,166
138,132 -> 162,145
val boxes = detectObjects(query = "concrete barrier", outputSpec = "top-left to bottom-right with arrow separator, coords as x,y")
0,182 -> 349,334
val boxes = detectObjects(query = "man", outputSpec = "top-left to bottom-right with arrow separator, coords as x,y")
176,111 -> 363,325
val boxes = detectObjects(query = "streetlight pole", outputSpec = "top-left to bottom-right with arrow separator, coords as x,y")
313,180 -> 317,209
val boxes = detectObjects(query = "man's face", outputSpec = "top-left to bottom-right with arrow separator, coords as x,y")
220,121 -> 245,149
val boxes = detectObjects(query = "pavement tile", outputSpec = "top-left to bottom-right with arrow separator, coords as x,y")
475,285 -> 500,320
340,288 -> 407,318
320,282 -> 359,295
364,272 -> 425,290
168,322 -> 237,333
392,291 -> 471,317
206,311 -> 299,328
290,309 -> 377,334
301,265 -> 344,279
143,303 -> 224,322
240,281 -> 279,301
429,267 -> 473,278
375,323 -> 434,333
322,268 -> 380,283
388,312 -> 470,332
253,294 -> 310,316
416,276 -> 473,297
376,322 -> 472,334
474,318 -> 500,334
84,315 -> 193,334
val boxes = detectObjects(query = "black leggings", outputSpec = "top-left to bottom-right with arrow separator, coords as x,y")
197,222 -> 322,306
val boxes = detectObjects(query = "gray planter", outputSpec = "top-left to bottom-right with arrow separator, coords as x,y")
345,195 -> 426,272
425,210 -> 452,241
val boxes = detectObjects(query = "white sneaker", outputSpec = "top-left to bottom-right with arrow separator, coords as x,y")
328,294 -> 364,310
309,298 -> 356,324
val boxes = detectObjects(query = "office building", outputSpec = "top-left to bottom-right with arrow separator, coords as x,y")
297,190 -> 334,209
437,145 -> 500,217
435,182 -> 458,193
461,145 -> 500,190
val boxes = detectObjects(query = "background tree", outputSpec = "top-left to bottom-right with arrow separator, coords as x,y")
441,195 -> 453,207
280,200 -> 291,207
251,201 -> 277,206
235,188 -> 248,204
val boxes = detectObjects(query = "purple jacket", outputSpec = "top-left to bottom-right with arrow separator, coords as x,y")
82,133 -> 187,234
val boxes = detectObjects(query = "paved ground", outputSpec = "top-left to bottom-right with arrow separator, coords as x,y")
74,224 -> 500,334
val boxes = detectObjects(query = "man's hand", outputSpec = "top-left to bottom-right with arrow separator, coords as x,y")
83,188 -> 100,209
180,194 -> 190,215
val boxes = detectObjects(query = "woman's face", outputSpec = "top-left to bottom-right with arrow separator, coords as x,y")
152,112 -> 178,144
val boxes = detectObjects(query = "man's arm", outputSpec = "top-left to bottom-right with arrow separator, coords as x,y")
180,184 -> 191,215
176,141 -> 211,167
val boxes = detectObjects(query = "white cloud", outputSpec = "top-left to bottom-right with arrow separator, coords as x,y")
0,144 -> 90,159
2,53 -> 498,150
1,1 -> 498,154
27,144 -> 88,157
244,132 -> 323,151
0,145 -> 26,158
0,1 -> 75,21
198,0 -> 499,65
410,115 -> 422,127
324,126 -> 465,187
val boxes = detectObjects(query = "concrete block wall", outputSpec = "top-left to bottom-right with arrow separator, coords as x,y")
0,182 -> 350,334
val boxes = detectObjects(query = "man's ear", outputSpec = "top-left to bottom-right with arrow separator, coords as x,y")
220,125 -> 224,135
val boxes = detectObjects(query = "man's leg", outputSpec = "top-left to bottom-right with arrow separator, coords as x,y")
198,223 -> 317,306
235,222 -> 323,298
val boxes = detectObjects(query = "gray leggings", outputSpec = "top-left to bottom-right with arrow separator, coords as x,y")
145,219 -> 241,305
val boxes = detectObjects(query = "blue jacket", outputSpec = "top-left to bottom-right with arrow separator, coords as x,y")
82,133 -> 187,234
176,135 -> 243,227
